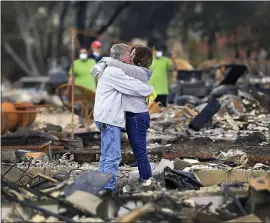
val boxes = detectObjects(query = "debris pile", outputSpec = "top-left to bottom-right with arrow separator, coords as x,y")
2,166 -> 270,222
146,91 -> 270,145
1,62 -> 270,222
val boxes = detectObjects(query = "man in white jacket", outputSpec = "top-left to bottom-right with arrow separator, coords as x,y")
91,43 -> 155,194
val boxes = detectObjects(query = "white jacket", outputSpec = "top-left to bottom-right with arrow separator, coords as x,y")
91,64 -> 153,128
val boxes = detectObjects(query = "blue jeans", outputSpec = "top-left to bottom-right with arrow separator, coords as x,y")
126,112 -> 152,181
95,122 -> 121,191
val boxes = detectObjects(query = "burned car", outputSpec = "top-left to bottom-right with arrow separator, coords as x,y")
2,77 -> 53,104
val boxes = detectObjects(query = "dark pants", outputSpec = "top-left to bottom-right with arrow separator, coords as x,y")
126,112 -> 152,181
155,95 -> 168,107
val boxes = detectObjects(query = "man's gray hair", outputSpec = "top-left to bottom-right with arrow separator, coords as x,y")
110,43 -> 130,60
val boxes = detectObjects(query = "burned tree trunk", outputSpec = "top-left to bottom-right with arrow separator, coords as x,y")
76,1 -> 88,48
56,1 -> 70,57
97,2 -> 130,35
207,32 -> 215,60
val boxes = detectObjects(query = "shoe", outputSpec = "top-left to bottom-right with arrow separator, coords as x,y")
141,178 -> 152,187
129,161 -> 138,167
98,189 -> 116,197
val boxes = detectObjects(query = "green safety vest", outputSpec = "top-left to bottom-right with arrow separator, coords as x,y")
149,56 -> 172,95
69,59 -> 96,91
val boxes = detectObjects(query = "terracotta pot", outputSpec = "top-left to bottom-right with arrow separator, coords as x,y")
15,102 -> 37,127
1,102 -> 18,133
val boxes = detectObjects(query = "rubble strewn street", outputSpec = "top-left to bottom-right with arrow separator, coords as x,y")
2,68 -> 270,222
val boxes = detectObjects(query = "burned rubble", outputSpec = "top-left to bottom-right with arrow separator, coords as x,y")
1,63 -> 270,222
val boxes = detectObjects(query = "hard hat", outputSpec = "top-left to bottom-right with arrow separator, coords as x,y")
91,40 -> 102,49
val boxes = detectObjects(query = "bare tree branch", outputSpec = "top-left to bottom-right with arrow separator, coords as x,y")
4,42 -> 34,76
13,2 -> 41,76
57,1 -> 70,54
43,3 -> 60,59
25,1 -> 45,72
88,1 -> 103,30
97,1 -> 130,35
40,2 -> 61,67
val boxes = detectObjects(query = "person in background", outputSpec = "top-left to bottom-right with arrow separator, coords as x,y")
149,46 -> 177,107
68,48 -> 96,92
88,40 -> 103,62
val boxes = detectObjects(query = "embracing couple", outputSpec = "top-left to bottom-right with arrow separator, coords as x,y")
91,43 -> 156,194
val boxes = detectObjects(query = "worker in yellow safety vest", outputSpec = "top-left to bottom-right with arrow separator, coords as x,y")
68,48 -> 97,92
149,46 -> 176,107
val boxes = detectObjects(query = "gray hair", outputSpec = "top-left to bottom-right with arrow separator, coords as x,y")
110,43 -> 130,60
